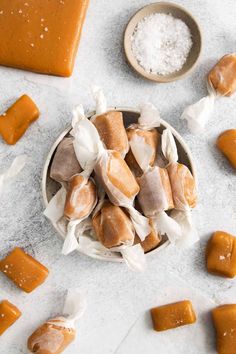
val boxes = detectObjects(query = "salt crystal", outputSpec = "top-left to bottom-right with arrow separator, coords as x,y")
219,255 -> 225,260
0,10 -> 3,15
44,27 -> 48,32
131,13 -> 192,76
40,34 -> 44,39
19,9 -> 23,14
30,43 -> 34,47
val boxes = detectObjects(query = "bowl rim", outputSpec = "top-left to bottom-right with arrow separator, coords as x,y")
42,106 -> 197,262
124,1 -> 202,83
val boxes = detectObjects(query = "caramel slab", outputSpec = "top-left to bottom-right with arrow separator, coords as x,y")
151,300 -> 196,332
0,0 -> 89,76
206,231 -> 236,278
0,247 -> 49,293
212,304 -> 236,354
0,300 -> 21,335
0,94 -> 39,145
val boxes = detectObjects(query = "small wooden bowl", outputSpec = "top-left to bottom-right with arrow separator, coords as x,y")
42,107 -> 197,263
124,2 -> 202,82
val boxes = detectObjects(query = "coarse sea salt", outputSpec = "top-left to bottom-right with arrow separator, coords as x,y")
131,13 -> 193,76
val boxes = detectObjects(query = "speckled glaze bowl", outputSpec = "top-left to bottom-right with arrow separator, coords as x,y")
42,107 -> 196,262
124,2 -> 202,82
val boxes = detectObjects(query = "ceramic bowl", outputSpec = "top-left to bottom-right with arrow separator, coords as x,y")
124,2 -> 202,82
42,107 -> 196,262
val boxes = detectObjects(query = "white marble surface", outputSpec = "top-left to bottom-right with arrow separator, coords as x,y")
0,0 -> 236,353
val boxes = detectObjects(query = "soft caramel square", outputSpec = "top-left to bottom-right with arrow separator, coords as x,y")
206,231 -> 236,278
212,304 -> 236,354
0,248 -> 49,293
0,300 -> 21,335
0,0 -> 89,76
151,300 -> 196,332
217,130 -> 236,169
0,95 -> 39,145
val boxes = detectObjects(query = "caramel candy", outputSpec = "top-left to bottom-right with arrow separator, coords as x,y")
151,300 -> 196,332
206,231 -> 236,278
64,175 -> 97,220
134,220 -> 161,253
0,0 -> 89,76
212,304 -> 236,354
208,54 -> 236,97
137,166 -> 174,217
217,129 -> 236,169
126,127 -> 160,168
28,319 -> 75,354
168,163 -> 197,210
92,111 -> 129,156
0,247 -> 49,293
0,300 -> 21,335
92,201 -> 134,248
50,138 -> 82,183
95,150 -> 139,203
0,94 -> 39,145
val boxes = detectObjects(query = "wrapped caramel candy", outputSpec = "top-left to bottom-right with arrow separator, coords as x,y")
126,103 -> 161,176
206,231 -> 236,278
162,129 -> 198,246
28,288 -> 86,354
72,105 -> 150,242
217,129 -> 236,169
212,304 -> 236,354
92,201 -> 135,249
151,300 -> 197,332
91,87 -> 129,157
0,95 -> 39,145
181,54 -> 236,134
134,219 -> 161,253
50,138 -> 82,183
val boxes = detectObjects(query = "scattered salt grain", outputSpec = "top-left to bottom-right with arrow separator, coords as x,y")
40,34 -> 44,39
0,10 -> 3,15
18,9 -> 23,14
44,27 -> 48,32
219,255 -> 225,260
131,13 -> 192,76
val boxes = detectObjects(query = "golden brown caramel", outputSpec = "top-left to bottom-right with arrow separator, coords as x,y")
92,111 -> 129,156
0,247 -> 49,293
0,0 -> 89,76
107,151 -> 140,199
168,163 -> 197,210
0,94 -> 39,145
212,304 -> 236,354
28,319 -> 75,354
206,231 -> 236,278
0,300 -> 21,336
217,129 -> 236,169
208,54 -> 236,96
92,201 -> 134,248
64,175 -> 97,220
151,300 -> 196,332
134,219 -> 161,253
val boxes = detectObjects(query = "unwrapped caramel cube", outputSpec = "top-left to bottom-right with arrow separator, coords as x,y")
0,248 -> 49,293
212,304 -> 236,354
151,300 -> 196,332
92,111 -> 129,157
208,54 -> 236,97
206,231 -> 236,278
0,300 -> 21,335
0,0 -> 89,76
134,219 -> 161,253
92,201 -> 134,248
217,129 -> 236,169
0,95 -> 39,145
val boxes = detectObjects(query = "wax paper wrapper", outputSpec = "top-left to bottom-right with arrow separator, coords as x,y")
116,284 -> 216,354
161,129 -> 198,246
72,105 -> 150,241
0,155 -> 27,194
47,288 -> 87,329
